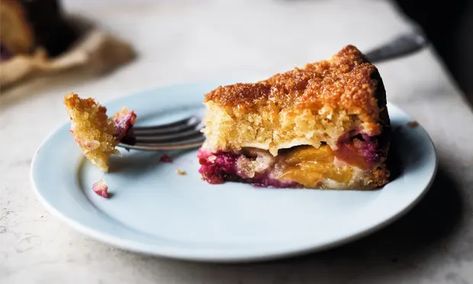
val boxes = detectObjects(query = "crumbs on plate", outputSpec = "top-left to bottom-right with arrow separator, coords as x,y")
407,121 -> 419,128
176,168 -> 187,176
159,154 -> 173,163
92,179 -> 110,198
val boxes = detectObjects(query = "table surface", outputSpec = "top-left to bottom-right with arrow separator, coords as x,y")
1,0 -> 473,283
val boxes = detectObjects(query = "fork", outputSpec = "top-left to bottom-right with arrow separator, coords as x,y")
118,30 -> 428,151
118,116 -> 204,151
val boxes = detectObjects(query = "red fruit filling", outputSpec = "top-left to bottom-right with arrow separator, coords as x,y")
113,109 -> 137,141
335,130 -> 388,170
159,154 -> 173,163
197,149 -> 298,188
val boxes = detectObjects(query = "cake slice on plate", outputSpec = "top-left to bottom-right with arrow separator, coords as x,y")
198,45 -> 390,189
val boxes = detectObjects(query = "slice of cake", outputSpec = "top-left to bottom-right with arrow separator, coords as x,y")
64,93 -> 136,171
198,45 -> 390,189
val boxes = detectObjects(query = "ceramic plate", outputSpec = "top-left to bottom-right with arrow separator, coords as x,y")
31,82 -> 437,262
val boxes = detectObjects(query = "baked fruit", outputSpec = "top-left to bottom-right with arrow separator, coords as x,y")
198,45 -> 390,189
64,93 -> 136,171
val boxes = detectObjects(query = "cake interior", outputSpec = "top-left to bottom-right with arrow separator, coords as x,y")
198,129 -> 388,189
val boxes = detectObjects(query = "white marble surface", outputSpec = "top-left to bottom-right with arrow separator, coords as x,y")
1,0 -> 473,283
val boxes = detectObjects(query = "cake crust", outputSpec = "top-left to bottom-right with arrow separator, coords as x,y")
206,45 -> 385,133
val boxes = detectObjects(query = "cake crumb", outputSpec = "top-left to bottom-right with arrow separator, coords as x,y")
92,179 -> 110,198
176,168 -> 187,175
64,93 -> 137,171
407,121 -> 419,128
159,154 -> 173,163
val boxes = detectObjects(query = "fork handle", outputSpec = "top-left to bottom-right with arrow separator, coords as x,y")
365,29 -> 428,63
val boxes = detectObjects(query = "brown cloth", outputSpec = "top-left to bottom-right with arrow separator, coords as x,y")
0,29 -> 135,89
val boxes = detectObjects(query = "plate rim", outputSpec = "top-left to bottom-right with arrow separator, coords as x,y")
30,83 -> 438,263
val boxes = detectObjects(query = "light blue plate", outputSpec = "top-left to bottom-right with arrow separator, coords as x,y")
31,83 -> 437,262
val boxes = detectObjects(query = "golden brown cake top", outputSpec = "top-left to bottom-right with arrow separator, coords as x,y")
205,45 -> 386,126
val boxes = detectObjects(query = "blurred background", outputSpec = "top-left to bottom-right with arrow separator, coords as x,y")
0,0 -> 471,105
394,0 -> 473,105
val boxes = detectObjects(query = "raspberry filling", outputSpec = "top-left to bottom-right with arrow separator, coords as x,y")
334,131 -> 388,170
113,108 -> 137,141
197,149 -> 298,187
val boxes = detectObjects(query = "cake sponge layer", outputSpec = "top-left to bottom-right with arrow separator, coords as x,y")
202,45 -> 389,156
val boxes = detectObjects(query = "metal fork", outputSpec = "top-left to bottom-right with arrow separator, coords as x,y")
118,30 -> 428,151
118,116 -> 204,151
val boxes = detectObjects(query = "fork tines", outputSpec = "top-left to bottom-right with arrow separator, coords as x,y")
118,116 -> 204,151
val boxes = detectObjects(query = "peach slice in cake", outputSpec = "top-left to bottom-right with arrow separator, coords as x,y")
198,45 -> 390,189
64,93 -> 136,171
